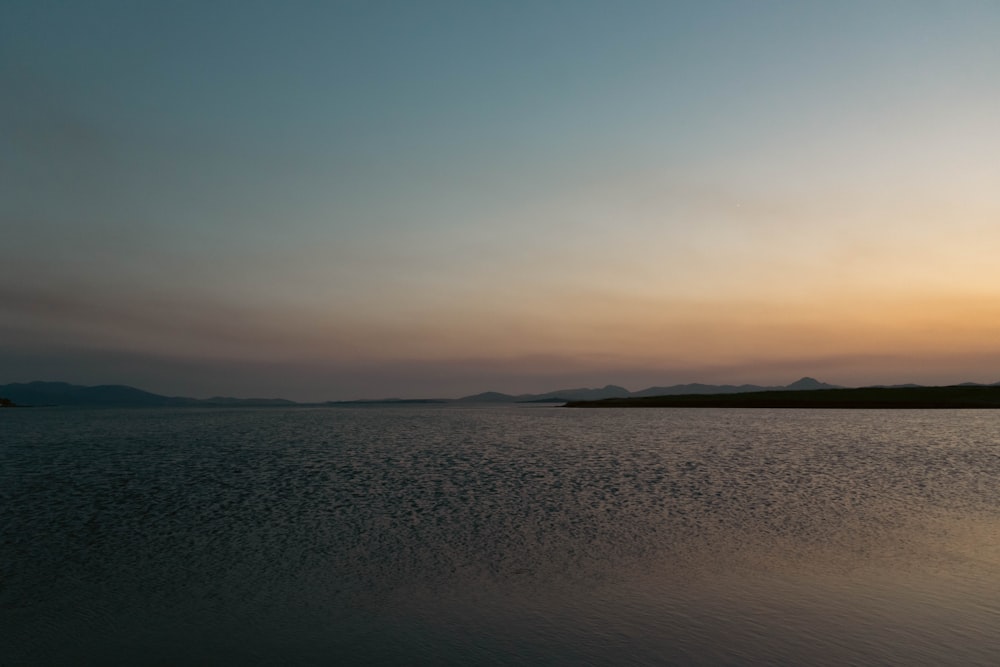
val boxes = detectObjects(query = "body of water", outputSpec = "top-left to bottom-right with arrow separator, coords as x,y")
3,405 -> 1000,665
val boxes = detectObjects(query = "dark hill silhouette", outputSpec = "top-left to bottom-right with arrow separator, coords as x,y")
457,391 -> 519,403
0,382 -> 192,407
0,381 -> 294,407
457,384 -> 631,403
786,377 -> 836,390
631,376 -> 839,397
460,378 -> 842,402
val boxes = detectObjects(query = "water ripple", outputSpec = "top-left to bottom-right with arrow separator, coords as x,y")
3,406 -> 1000,664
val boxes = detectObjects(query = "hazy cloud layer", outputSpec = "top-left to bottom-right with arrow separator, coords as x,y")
4,1 -> 1000,398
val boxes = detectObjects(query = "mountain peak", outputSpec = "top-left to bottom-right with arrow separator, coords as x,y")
786,377 -> 835,390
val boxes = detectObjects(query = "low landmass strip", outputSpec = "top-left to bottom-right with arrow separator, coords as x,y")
4,379 -> 1000,408
0,378 -> 836,407
564,385 -> 1000,409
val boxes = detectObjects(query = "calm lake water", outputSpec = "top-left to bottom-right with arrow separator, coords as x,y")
3,405 -> 1000,665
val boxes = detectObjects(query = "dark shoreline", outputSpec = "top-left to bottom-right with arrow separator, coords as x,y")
564,385 -> 1000,409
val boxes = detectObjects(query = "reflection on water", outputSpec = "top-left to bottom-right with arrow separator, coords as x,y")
3,406 -> 1000,664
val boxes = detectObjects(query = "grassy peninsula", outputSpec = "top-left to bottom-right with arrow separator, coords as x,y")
565,385 -> 1000,409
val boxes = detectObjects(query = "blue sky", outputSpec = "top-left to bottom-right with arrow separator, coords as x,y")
3,1 -> 1000,399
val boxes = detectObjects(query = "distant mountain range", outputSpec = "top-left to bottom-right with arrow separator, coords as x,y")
0,381 -> 297,407
459,377 -> 841,403
3,377 -> 999,407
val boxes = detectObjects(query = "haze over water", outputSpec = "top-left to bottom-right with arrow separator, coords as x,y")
4,406 -> 1000,665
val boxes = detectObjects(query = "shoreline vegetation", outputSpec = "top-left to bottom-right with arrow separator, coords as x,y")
564,385 -> 1000,409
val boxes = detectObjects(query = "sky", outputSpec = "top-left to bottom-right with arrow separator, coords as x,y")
3,0 -> 1000,400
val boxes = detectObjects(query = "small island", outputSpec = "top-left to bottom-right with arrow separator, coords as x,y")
0,397 -> 18,408
565,385 -> 1000,409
